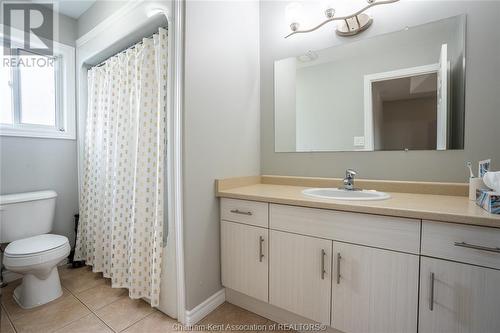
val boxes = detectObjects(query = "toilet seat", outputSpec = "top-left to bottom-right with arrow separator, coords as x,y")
4,234 -> 70,268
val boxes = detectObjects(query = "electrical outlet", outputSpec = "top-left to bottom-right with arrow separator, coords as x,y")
354,136 -> 365,146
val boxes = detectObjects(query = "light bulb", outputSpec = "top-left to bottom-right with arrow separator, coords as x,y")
322,0 -> 336,18
147,7 -> 168,18
285,2 -> 303,31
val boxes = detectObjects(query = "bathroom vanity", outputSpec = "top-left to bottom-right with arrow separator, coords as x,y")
216,176 -> 500,333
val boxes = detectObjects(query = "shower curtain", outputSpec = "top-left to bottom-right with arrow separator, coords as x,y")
75,28 -> 168,306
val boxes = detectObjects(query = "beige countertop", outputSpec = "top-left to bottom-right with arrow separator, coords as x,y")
216,176 -> 500,228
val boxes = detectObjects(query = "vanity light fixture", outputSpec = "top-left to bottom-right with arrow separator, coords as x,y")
285,0 -> 400,38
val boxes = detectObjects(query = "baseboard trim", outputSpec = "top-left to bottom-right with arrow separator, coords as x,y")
185,288 -> 226,326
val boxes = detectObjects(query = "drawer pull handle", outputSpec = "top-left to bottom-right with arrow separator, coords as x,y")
259,236 -> 265,262
321,249 -> 327,280
429,272 -> 435,311
336,253 -> 342,284
454,242 -> 500,254
230,209 -> 252,216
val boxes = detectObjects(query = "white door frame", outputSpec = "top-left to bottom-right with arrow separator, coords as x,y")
363,63 -> 440,151
170,0 -> 186,324
75,0 -> 186,323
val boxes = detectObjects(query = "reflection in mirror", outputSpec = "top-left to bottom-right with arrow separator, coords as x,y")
274,15 -> 466,152
371,72 -> 438,151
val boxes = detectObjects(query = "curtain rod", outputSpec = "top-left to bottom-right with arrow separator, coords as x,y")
91,27 -> 167,69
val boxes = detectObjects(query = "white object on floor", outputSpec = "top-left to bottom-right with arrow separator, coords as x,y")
483,171 -> 500,193
0,190 -> 69,309
4,235 -> 70,309
1,258 -> 69,283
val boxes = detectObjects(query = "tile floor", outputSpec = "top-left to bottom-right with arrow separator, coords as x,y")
0,265 -> 291,333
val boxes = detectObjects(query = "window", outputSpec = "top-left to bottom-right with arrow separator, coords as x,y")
18,50 -> 58,126
0,57 -> 13,124
2,49 -> 59,127
0,34 -> 75,139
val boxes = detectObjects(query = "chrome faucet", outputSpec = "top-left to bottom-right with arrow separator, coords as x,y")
343,169 -> 357,191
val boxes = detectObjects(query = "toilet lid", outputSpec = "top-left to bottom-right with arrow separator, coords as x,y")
5,234 -> 69,256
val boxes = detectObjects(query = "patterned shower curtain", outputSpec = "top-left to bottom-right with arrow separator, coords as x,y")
75,28 -> 168,306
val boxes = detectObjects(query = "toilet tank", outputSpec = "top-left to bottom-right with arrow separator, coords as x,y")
0,191 -> 57,243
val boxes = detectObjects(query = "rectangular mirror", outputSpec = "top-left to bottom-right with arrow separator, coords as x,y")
274,15 -> 466,152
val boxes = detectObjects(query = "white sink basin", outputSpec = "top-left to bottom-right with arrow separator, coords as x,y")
302,188 -> 390,201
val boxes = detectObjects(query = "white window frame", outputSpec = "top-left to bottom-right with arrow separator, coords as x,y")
0,25 -> 76,140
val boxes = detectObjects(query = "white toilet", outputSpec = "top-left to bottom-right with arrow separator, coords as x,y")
0,191 -> 70,309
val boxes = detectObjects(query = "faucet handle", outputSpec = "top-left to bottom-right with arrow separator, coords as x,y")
346,169 -> 357,178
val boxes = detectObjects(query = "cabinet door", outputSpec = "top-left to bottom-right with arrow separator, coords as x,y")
221,220 -> 268,302
419,257 -> 500,333
332,242 -> 418,333
269,230 -> 332,325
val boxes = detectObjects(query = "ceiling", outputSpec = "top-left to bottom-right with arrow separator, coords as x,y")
33,0 -> 96,19
374,73 -> 438,102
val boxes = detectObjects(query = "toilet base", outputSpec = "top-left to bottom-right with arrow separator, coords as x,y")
13,267 -> 63,309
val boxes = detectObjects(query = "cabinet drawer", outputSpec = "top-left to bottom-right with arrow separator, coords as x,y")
422,220 -> 500,270
221,198 -> 268,228
270,204 -> 420,254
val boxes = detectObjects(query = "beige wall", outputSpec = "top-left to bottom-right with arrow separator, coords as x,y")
184,0 -> 261,309
260,1 -> 500,182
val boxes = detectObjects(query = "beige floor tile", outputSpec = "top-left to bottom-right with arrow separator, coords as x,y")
94,296 -> 155,332
122,311 -> 179,333
55,313 -> 113,333
10,292 -> 90,333
58,264 -> 85,276
200,303 -> 268,332
1,279 -> 23,318
60,265 -> 107,294
75,280 -> 127,311
1,305 -> 16,333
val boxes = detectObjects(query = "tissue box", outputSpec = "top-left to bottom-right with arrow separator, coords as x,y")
476,189 -> 500,214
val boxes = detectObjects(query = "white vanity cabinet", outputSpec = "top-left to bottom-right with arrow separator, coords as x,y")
269,230 -> 332,325
220,199 -> 269,302
332,242 -> 419,333
419,221 -> 500,333
219,199 -> 500,333
221,220 -> 268,302
419,257 -> 500,333
268,203 -> 420,332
